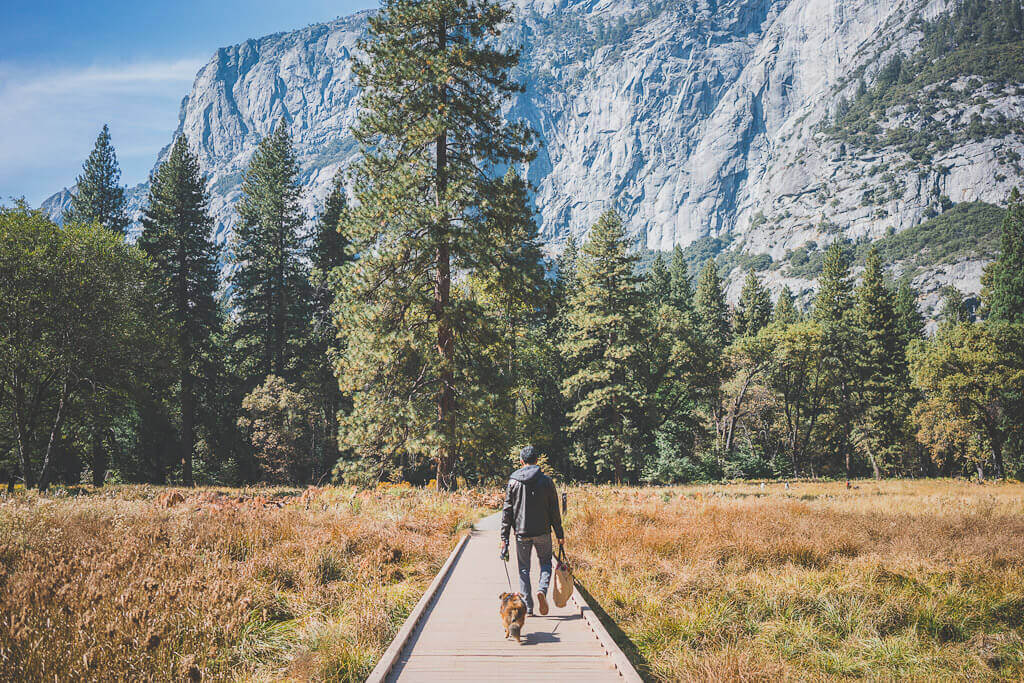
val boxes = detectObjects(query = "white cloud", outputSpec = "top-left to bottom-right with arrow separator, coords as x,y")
1,59 -> 203,98
0,58 -> 204,205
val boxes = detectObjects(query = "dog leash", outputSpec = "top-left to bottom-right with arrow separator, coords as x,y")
501,543 -> 513,592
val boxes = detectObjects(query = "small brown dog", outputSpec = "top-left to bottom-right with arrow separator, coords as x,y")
499,592 -> 526,642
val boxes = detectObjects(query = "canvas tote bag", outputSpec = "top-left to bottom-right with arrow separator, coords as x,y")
552,547 -> 574,607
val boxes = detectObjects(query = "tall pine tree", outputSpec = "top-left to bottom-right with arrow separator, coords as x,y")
561,211 -> 646,483
230,118 -> 310,385
694,259 -> 732,351
139,135 -> 221,486
814,243 -> 854,325
894,282 -> 925,349
66,124 -> 129,235
645,253 -> 672,304
851,248 -> 908,479
668,245 -> 694,313
336,0 -> 534,488
693,258 -> 732,466
479,168 -> 548,377
734,269 -> 772,337
773,285 -> 800,326
813,242 -> 857,476
984,188 -> 1024,325
475,167 -> 549,457
308,171 -> 353,470
939,286 -> 973,330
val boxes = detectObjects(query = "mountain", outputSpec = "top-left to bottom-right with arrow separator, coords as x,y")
43,0 -> 1024,316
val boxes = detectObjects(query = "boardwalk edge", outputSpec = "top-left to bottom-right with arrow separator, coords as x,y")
571,586 -> 644,682
366,528 -> 471,683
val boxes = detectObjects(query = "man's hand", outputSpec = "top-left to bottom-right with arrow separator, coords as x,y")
499,539 -> 509,561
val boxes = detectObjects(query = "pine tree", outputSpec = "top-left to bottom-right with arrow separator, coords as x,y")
894,282 -> 925,349
939,286 -> 973,329
65,124 -> 129,235
645,253 -> 672,304
813,242 -> 857,476
229,118 -> 310,385
773,285 -> 800,326
984,187 -> 1024,325
694,259 -> 732,352
336,0 -> 534,489
691,258 -> 733,467
734,269 -> 772,337
139,135 -> 221,486
554,235 -> 581,321
644,247 -> 701,484
668,245 -> 694,314
851,248 -> 908,479
480,168 -> 548,371
476,167 -> 549,454
308,171 -> 353,469
561,211 -> 647,483
813,243 -> 854,325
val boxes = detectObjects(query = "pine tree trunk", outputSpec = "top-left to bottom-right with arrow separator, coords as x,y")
179,244 -> 196,487
275,218 -> 286,377
433,16 -> 456,492
181,368 -> 196,487
435,247 -> 455,490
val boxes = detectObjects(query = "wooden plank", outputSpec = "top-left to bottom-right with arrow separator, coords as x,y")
365,530 -> 470,683
375,511 -> 641,682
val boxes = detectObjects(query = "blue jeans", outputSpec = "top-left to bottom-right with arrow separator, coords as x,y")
516,533 -> 552,612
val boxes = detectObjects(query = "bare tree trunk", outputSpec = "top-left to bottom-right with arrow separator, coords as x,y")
37,382 -> 70,491
13,383 -> 36,489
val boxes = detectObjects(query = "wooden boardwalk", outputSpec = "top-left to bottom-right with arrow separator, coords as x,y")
368,512 -> 640,682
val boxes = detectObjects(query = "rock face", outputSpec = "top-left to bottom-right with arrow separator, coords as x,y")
44,0 -> 1024,301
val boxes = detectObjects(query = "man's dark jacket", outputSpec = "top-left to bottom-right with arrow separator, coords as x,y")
501,465 -> 564,542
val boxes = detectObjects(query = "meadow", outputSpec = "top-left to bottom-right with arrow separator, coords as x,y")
0,484 -> 495,681
3,480 -> 1023,682
566,480 -> 1024,681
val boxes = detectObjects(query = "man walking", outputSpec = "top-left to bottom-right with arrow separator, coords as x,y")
500,445 -> 565,616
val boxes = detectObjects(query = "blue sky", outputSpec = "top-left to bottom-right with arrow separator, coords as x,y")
1,0 -> 377,205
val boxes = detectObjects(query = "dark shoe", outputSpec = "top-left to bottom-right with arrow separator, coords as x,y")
527,609 -> 534,617
536,591 -> 549,616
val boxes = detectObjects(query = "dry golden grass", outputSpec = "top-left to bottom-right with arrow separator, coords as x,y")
566,480 -> 1024,681
0,484 -> 496,681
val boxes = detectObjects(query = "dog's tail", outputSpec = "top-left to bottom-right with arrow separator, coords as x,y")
509,623 -> 522,642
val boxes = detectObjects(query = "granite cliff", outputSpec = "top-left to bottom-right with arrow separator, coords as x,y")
43,0 -> 1024,311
